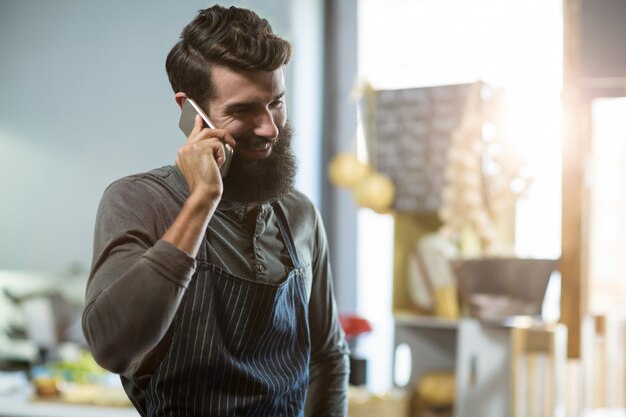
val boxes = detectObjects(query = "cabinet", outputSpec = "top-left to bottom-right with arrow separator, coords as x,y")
393,315 -> 567,417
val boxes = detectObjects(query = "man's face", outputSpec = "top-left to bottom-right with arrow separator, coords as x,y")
206,65 -> 296,204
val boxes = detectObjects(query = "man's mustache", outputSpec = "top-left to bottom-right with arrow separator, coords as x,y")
236,137 -> 279,147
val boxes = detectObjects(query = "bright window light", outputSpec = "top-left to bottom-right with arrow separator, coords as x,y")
589,98 -> 626,315
357,0 -> 563,391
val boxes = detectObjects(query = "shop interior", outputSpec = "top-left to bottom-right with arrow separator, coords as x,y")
0,0 -> 625,416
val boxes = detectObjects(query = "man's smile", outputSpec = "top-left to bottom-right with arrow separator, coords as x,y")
236,137 -> 276,158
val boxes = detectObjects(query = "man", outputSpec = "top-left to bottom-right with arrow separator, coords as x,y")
82,5 -> 349,417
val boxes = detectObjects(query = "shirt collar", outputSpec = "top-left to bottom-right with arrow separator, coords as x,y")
218,199 -> 273,223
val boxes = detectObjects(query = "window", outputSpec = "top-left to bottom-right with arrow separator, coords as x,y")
588,98 -> 626,315
356,0 -> 563,391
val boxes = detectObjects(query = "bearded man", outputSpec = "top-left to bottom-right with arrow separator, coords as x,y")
82,5 -> 349,417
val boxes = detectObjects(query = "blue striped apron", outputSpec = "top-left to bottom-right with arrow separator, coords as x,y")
143,203 -> 311,416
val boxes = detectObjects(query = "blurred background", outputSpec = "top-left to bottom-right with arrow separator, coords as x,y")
0,0 -> 625,416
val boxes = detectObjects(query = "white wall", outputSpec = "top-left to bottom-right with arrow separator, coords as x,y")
0,0 -> 323,271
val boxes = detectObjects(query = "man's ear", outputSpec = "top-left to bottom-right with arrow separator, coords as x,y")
174,92 -> 188,109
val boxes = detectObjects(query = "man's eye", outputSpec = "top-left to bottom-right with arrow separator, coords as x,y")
270,100 -> 285,108
229,107 -> 252,116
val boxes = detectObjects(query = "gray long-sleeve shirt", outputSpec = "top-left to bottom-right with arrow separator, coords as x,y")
82,165 -> 349,416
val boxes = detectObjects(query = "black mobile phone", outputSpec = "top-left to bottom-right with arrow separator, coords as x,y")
179,98 -> 233,177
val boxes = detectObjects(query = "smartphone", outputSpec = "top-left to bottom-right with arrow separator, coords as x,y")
179,98 -> 233,177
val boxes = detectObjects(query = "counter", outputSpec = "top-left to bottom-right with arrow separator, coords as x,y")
0,390 -> 139,417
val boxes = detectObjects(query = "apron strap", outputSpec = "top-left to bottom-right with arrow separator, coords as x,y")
272,201 -> 302,270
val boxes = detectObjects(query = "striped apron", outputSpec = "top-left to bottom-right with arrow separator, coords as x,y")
143,204 -> 311,416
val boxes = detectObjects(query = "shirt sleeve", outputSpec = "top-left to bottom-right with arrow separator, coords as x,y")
304,209 -> 350,417
82,177 -> 196,375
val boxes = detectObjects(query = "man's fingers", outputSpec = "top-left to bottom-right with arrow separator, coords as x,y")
179,138 -> 227,166
190,114 -> 204,137
188,126 -> 237,149
214,143 -> 226,166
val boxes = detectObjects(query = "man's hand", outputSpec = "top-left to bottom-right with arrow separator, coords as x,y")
176,114 -> 237,202
164,114 -> 237,257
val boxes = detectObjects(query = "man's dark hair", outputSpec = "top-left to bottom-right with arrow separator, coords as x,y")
166,5 -> 292,105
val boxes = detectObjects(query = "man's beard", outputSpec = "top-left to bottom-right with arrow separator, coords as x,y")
221,122 -> 297,205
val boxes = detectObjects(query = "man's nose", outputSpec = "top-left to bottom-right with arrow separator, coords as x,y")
253,110 -> 279,140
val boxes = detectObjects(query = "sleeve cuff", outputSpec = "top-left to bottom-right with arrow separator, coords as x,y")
142,240 -> 197,288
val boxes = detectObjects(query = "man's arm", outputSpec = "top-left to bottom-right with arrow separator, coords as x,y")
304,212 -> 350,417
82,178 -> 200,374
82,115 -> 235,375
162,114 -> 234,255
